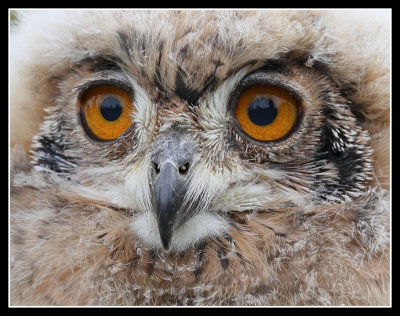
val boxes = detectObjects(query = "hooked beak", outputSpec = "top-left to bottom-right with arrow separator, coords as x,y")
154,161 -> 187,250
151,127 -> 196,250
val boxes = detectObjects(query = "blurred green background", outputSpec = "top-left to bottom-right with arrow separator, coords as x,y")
10,10 -> 18,25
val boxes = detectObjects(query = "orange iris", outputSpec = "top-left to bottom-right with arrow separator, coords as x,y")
234,84 -> 298,142
81,85 -> 134,141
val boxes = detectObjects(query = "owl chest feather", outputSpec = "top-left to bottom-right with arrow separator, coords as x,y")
10,155 -> 389,305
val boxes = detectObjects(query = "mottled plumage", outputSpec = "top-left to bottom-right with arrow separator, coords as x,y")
10,10 -> 390,306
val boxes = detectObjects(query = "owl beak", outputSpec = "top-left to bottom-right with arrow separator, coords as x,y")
151,126 -> 196,251
153,161 -> 188,250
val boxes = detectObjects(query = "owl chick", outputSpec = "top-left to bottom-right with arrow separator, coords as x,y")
10,9 -> 390,306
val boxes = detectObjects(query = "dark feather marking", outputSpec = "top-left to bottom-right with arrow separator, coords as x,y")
215,237 -> 229,271
178,44 -> 189,60
153,40 -> 168,94
234,248 -> 245,264
253,219 -> 288,238
157,40 -> 165,66
202,71 -> 218,94
77,55 -> 124,73
154,69 -> 167,96
174,64 -> 202,105
128,253 -> 140,271
222,232 -> 246,265
194,241 -> 206,279
35,136 -> 77,173
250,284 -> 271,297
226,58 -> 289,79
273,230 -> 287,239
174,61 -> 219,106
110,247 -> 119,260
259,59 -> 291,75
217,249 -> 229,271
106,204 -> 133,217
227,212 -> 247,226
96,232 -> 108,239
146,250 -> 157,276
222,232 -> 233,244
317,102 -> 368,197
117,30 -> 132,58
228,220 -> 242,232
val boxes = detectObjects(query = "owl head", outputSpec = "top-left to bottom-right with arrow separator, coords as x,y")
10,10 -> 390,253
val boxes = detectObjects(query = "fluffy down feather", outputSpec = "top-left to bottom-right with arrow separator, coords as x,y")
10,10 -> 390,306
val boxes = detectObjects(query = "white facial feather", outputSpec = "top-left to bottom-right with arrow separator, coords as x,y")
131,211 -> 228,252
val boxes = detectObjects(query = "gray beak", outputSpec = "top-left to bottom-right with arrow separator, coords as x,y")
151,127 -> 196,250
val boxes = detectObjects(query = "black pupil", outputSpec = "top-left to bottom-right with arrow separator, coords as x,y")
247,97 -> 277,126
100,97 -> 122,121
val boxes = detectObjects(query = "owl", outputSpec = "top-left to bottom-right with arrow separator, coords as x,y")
10,9 -> 391,306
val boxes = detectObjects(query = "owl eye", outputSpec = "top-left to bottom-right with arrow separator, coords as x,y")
80,85 -> 134,141
234,84 -> 299,142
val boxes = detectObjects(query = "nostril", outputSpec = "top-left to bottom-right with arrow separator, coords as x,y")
154,162 -> 161,174
178,162 -> 190,175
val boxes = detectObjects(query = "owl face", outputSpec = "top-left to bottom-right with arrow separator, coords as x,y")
24,10 -> 374,252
